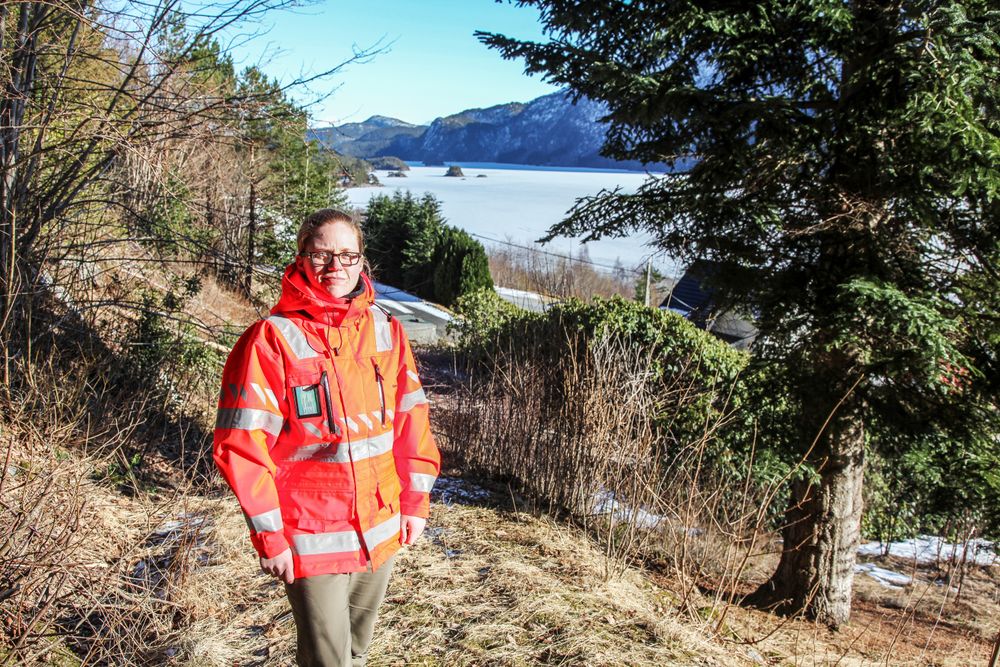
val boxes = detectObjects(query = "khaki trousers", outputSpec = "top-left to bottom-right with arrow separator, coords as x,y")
284,555 -> 396,667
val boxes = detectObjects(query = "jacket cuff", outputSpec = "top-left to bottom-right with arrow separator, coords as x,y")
251,530 -> 290,559
400,492 -> 430,519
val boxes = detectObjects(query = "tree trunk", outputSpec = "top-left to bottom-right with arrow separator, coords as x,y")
750,363 -> 865,628
0,3 -> 42,374
244,181 -> 256,297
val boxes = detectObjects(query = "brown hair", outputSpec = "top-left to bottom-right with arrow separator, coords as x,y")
296,208 -> 365,254
296,208 -> 372,276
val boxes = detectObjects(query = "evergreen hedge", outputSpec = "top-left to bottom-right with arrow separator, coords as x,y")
452,289 -> 1000,541
450,290 -> 764,498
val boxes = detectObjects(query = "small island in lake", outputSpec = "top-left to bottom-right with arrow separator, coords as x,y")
444,165 -> 465,177
367,156 -> 410,171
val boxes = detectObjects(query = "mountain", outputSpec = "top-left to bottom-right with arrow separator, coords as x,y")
307,116 -> 424,157
309,92 -> 656,171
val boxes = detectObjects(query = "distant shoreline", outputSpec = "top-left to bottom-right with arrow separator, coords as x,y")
344,160 -> 662,192
403,160 -> 665,175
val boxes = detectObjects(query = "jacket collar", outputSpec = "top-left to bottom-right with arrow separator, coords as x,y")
271,262 -> 375,327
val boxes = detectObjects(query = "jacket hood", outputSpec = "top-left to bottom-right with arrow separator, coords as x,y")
271,261 -> 374,326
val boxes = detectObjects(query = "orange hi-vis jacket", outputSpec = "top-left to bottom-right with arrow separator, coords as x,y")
213,267 -> 440,577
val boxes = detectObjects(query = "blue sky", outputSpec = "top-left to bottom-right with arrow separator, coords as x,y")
225,0 -> 561,127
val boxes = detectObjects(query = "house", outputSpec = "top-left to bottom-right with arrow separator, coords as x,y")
660,260 -> 757,350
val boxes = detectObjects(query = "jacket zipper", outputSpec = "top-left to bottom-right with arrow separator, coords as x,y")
319,370 -> 341,437
373,362 -> 387,426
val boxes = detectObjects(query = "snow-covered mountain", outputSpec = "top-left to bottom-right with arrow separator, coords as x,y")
310,92 -> 654,171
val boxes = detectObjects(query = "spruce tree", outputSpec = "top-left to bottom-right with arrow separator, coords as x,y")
480,1 -> 1000,626
364,192 -> 445,297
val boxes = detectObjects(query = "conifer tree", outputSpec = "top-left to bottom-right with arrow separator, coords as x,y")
480,1 -> 1000,626
364,192 -> 445,296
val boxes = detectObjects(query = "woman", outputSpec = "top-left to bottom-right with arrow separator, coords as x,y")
213,208 -> 440,666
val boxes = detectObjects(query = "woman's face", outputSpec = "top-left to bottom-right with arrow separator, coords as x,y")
301,220 -> 364,298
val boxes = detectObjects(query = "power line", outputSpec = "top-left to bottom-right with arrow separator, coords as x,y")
469,232 -> 648,275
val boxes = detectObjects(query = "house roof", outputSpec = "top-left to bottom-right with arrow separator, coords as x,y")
660,260 -> 718,316
659,260 -> 757,349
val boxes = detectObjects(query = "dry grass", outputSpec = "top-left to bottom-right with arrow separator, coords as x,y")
435,326 -> 768,592
1,265 -> 242,664
2,413 -> 285,665
195,275 -> 270,333
423,337 -> 1000,667
45,232 -> 267,349
1,430 -> 208,665
4,426 -> 997,666
0,458 -> 756,666
373,498 -> 754,667
188,475 -> 999,667
124,481 -> 762,667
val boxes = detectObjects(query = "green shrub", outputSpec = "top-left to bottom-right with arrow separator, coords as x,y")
863,418 -> 1000,543
450,287 -> 536,355
452,290 -> 1000,540
431,226 -> 493,307
443,292 -> 803,542
454,294 -> 753,464
119,277 -> 223,405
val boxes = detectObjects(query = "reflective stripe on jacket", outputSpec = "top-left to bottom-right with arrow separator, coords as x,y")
213,267 -> 440,577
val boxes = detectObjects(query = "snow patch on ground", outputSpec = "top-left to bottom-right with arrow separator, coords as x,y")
131,513 -> 212,595
428,477 -> 998,594
152,512 -> 207,542
855,562 -> 912,589
855,536 -> 997,589
857,536 -> 998,567
423,526 -> 463,558
431,476 -> 492,505
583,491 -> 998,591
592,490 -> 664,530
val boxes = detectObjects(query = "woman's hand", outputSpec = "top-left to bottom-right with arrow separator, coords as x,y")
260,548 -> 295,584
400,515 -> 427,545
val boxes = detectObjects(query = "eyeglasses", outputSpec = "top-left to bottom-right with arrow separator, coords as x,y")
300,250 -> 363,267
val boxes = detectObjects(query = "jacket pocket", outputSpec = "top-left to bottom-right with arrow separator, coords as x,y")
370,354 -> 399,423
376,468 -> 402,513
279,486 -> 355,524
372,361 -> 387,426
319,371 -> 342,436
285,368 -> 341,441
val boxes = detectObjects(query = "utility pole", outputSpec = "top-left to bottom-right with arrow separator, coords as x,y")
644,259 -> 652,307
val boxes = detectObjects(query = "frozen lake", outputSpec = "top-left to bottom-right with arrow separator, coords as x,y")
344,164 -> 680,277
